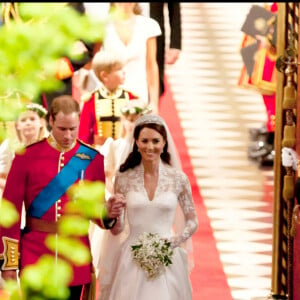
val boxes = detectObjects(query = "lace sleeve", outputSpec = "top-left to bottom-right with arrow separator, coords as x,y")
110,172 -> 126,235
104,140 -> 116,195
170,171 -> 198,248
104,139 -> 116,174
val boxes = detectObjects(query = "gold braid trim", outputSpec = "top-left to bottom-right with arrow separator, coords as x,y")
1,237 -> 19,270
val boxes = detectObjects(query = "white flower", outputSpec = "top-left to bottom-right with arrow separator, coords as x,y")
120,99 -> 152,116
131,232 -> 173,279
26,103 -> 48,117
129,107 -> 136,114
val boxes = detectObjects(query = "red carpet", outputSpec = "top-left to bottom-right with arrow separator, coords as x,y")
159,77 -> 233,300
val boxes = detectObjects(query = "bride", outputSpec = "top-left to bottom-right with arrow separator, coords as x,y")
98,114 -> 198,300
89,99 -> 150,279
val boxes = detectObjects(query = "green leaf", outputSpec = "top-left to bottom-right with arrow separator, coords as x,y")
20,255 -> 73,299
66,180 -> 106,219
58,215 -> 90,236
45,235 -> 91,266
131,244 -> 143,251
2,280 -> 22,300
0,199 -> 19,227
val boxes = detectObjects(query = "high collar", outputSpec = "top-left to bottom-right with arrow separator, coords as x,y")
47,133 -> 76,152
98,84 -> 124,99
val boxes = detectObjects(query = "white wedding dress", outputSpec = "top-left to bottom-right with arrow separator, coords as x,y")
99,161 -> 198,300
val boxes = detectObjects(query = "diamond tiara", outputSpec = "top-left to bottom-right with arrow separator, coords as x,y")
134,114 -> 166,128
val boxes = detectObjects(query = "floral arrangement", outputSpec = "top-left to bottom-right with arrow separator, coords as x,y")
120,99 -> 152,116
131,232 -> 173,279
26,103 -> 48,118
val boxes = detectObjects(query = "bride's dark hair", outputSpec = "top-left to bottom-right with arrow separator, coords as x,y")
119,122 -> 171,172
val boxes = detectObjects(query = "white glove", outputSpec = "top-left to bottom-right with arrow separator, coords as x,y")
282,147 -> 298,171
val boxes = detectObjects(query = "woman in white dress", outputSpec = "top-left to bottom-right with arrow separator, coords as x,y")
99,114 -> 198,300
90,99 -> 151,280
100,3 -> 161,114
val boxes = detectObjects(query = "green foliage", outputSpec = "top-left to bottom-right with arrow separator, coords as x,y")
58,215 -> 90,236
0,3 -> 105,109
0,3 -> 108,298
0,199 -> 19,228
0,96 -> 25,122
1,280 -> 21,300
45,235 -> 91,266
66,180 -> 107,219
20,255 -> 72,300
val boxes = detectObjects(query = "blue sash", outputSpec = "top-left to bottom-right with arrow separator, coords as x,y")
27,144 -> 98,218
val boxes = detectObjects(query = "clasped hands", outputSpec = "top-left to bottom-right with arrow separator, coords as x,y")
106,193 -> 126,219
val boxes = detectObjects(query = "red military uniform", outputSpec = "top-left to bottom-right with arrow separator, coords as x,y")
239,3 -> 277,164
262,2 -> 277,133
0,136 -> 106,286
78,86 -> 137,146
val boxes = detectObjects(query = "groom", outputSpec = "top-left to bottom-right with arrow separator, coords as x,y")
0,95 -> 126,300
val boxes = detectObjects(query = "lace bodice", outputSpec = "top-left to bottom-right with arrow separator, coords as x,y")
113,161 -> 198,248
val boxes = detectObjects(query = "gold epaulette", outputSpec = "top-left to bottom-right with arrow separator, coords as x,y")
77,139 -> 100,153
1,237 -> 19,270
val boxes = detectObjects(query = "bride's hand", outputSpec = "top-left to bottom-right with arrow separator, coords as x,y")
169,236 -> 181,249
161,237 -> 176,249
106,193 -> 126,219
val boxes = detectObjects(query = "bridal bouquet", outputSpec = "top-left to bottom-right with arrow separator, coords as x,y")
131,232 -> 173,279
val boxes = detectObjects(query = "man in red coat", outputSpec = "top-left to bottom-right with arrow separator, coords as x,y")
0,95 -> 125,299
